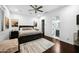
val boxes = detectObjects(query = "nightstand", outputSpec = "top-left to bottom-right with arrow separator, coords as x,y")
10,31 -> 19,39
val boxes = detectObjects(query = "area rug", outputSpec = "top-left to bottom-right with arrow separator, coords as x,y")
20,38 -> 54,53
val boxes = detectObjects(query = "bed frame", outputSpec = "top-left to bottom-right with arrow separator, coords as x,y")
19,25 -> 34,30
18,25 -> 43,44
18,33 -> 43,44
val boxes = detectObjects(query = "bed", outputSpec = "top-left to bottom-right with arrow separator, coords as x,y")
18,25 -> 43,44
19,30 -> 42,37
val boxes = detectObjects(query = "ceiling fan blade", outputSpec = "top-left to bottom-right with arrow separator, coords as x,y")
28,9 -> 34,11
38,10 -> 43,12
37,6 -> 43,9
30,5 -> 35,9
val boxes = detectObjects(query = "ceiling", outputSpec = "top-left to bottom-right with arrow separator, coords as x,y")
6,5 -> 66,16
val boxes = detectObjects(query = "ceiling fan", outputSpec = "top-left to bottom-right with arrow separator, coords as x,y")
29,5 -> 43,13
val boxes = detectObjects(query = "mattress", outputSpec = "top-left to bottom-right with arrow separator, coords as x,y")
19,30 -> 42,37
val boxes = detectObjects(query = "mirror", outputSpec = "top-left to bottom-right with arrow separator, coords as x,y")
52,16 -> 60,37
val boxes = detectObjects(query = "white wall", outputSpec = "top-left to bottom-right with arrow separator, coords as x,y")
0,30 -> 9,41
0,5 -> 10,42
10,14 -> 44,33
39,5 -> 79,45
19,15 -> 34,25
10,14 -> 34,26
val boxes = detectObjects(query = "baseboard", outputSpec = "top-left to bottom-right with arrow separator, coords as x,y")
44,35 -> 77,53
44,35 -> 74,46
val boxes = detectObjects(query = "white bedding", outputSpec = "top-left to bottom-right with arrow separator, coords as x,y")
19,30 -> 42,37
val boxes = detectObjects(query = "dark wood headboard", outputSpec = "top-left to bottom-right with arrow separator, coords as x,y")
19,25 -> 34,30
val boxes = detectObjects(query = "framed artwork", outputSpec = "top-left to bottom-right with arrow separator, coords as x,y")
11,19 -> 18,27
33,21 -> 37,27
4,16 -> 9,29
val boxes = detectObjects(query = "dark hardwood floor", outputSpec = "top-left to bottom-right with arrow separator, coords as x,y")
44,36 -> 79,53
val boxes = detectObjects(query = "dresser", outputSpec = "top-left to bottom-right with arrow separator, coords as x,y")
10,31 -> 19,39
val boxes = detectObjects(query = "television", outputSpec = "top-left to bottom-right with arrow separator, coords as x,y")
77,15 -> 79,25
